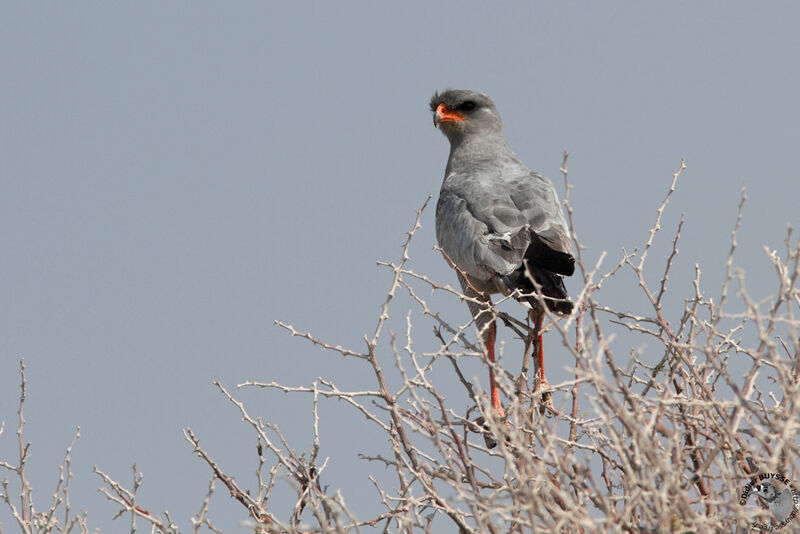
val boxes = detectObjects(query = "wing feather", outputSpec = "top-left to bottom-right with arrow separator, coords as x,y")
436,168 -> 574,278
507,172 -> 573,258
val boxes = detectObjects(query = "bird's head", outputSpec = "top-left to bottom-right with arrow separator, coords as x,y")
430,89 -> 503,142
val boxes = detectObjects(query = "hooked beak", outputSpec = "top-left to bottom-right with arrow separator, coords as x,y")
433,103 -> 465,127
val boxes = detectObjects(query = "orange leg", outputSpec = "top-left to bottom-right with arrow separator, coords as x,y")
485,320 -> 506,417
532,310 -> 549,393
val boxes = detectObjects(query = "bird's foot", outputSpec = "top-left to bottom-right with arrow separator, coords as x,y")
473,408 -> 509,449
533,375 -> 554,415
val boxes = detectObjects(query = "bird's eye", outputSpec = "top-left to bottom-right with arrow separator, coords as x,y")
459,101 -> 477,112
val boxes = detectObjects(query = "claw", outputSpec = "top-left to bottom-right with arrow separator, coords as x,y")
473,414 -> 510,449
533,374 -> 554,415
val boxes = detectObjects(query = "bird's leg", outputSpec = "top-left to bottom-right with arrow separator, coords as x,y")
531,310 -> 552,413
485,320 -> 505,418
476,319 -> 511,449
532,310 -> 547,388
459,274 -> 508,447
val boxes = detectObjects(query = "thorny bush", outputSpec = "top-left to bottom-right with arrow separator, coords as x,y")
2,158 -> 799,533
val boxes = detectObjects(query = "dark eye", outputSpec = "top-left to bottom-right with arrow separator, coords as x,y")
458,101 -> 477,112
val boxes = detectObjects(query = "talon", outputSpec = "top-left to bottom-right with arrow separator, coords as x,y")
473,413 -> 509,449
533,375 -> 554,414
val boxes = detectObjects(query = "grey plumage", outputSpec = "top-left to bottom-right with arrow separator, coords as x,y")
753,481 -> 795,523
430,89 -> 574,318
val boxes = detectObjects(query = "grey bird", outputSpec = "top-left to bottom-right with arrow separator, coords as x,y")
430,89 -> 574,418
752,481 -> 795,523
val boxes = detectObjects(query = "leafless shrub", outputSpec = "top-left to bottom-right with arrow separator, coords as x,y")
0,362 -> 90,534
2,158 -> 798,533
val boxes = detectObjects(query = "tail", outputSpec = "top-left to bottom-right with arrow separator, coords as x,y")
527,265 -> 573,314
502,263 -> 573,314
498,230 -> 575,314
525,232 -> 575,276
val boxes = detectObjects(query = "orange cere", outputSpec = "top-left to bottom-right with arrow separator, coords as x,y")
436,103 -> 465,122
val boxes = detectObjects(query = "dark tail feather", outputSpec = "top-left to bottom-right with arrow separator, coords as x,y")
532,265 -> 573,314
511,263 -> 573,315
525,233 -> 575,276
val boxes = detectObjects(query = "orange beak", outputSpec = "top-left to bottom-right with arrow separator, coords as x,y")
434,103 -> 465,126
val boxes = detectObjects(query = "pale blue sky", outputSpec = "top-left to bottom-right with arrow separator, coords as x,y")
2,2 -> 798,531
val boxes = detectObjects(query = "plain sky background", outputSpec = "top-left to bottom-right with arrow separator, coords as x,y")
2,2 -> 799,531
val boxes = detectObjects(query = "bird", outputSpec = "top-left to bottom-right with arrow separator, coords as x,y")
430,89 -> 574,421
752,480 -> 795,523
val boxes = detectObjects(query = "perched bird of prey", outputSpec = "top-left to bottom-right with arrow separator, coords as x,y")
430,89 -> 574,419
752,481 -> 795,523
